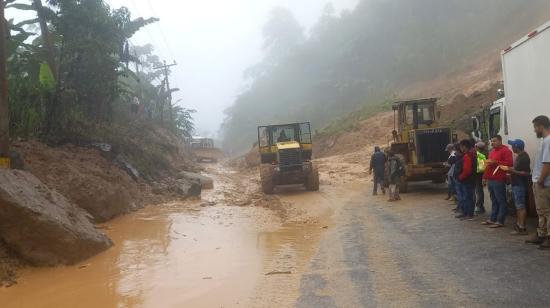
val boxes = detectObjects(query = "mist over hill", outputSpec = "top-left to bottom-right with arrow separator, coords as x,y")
221,0 -> 550,153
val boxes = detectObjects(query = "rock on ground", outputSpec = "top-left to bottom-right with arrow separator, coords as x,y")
0,169 -> 112,266
178,171 -> 214,190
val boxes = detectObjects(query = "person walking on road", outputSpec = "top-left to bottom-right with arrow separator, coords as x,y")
482,135 -> 513,228
504,139 -> 531,235
369,146 -> 387,196
526,116 -> 550,249
455,140 -> 476,220
445,144 -> 458,201
474,142 -> 487,214
388,151 -> 405,202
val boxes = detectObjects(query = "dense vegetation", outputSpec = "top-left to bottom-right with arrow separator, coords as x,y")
222,0 -> 550,153
6,0 -> 194,144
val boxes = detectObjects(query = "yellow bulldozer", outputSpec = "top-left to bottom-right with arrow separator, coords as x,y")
257,122 -> 319,194
390,98 -> 457,192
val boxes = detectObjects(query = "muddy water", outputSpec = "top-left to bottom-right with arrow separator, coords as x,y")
1,202 -> 264,307
1,193 -> 333,307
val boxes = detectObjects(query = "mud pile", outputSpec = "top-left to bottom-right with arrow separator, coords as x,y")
314,111 -> 394,159
13,141 -> 157,222
440,82 -> 503,132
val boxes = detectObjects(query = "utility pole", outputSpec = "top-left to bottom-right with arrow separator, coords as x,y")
0,0 -> 9,169
153,60 -> 177,125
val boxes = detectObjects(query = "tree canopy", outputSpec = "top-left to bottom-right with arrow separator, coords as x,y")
6,0 -> 194,143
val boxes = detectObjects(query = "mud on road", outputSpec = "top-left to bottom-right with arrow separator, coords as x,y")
0,162 -> 348,308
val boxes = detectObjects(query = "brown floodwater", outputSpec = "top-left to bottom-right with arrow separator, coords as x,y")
0,194 -> 331,308
1,201 -> 272,308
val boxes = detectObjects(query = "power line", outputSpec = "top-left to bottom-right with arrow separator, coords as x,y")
144,0 -> 183,101
127,0 -> 167,61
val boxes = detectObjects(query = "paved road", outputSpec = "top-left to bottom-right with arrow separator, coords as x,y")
296,183 -> 550,307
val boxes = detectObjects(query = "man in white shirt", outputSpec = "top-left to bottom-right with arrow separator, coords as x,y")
526,116 -> 550,249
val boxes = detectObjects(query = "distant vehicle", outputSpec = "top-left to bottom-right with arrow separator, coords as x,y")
190,137 -> 223,163
257,122 -> 319,194
391,98 -> 456,192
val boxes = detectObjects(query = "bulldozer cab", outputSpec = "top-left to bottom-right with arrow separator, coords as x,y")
257,122 -> 312,164
191,137 -> 215,149
393,98 -> 439,137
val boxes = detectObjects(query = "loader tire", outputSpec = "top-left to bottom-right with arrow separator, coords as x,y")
260,164 -> 275,194
305,163 -> 320,191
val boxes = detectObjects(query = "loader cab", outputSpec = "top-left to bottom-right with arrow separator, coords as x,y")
257,122 -> 313,166
392,98 -> 440,145
393,98 -> 438,134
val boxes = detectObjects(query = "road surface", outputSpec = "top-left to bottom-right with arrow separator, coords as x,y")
2,165 -> 550,308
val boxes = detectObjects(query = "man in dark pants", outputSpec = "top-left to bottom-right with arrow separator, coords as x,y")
482,135 -> 513,228
369,146 -> 387,195
455,140 -> 476,220
474,142 -> 487,214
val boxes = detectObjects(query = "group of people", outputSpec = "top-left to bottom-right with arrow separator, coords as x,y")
445,115 -> 550,248
369,115 -> 550,249
369,147 -> 406,202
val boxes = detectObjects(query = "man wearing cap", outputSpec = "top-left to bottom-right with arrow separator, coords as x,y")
482,135 -> 513,228
504,139 -> 531,235
526,116 -> 550,249
474,142 -> 487,214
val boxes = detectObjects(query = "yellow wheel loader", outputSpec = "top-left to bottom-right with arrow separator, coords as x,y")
257,122 -> 319,194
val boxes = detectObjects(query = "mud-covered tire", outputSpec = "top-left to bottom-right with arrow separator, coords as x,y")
260,165 -> 275,194
399,176 -> 409,193
305,163 -> 320,191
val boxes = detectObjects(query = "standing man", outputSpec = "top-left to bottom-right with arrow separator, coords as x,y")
526,116 -> 550,248
474,142 -> 487,214
482,135 -> 513,228
387,151 -> 405,202
369,146 -> 387,196
445,144 -> 457,201
452,144 -> 464,213
455,140 -> 476,220
504,139 -> 531,235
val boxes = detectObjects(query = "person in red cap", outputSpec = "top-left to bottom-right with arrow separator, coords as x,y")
481,135 -> 513,228
503,139 -> 531,235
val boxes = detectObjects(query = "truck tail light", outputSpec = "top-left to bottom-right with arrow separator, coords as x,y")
528,30 -> 539,38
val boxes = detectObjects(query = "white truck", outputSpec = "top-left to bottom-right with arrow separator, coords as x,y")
478,20 -> 550,169
471,20 -> 550,212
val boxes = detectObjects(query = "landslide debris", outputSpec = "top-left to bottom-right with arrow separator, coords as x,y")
0,169 -> 112,266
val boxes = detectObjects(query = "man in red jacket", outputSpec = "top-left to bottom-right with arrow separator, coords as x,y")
481,135 -> 514,228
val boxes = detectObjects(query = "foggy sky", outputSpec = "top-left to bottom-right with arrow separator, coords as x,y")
107,0 -> 359,137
